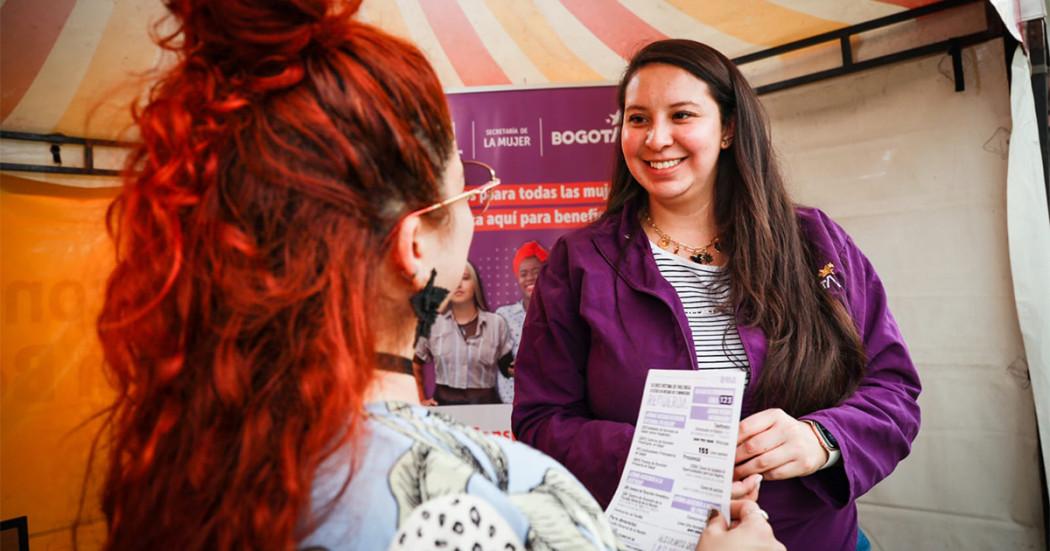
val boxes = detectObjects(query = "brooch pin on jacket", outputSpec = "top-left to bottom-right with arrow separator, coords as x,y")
819,262 -> 843,290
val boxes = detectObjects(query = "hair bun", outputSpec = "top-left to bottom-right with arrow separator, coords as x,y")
166,0 -> 360,91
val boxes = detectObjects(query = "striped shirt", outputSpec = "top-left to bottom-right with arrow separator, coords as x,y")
415,310 -> 514,389
650,242 -> 750,384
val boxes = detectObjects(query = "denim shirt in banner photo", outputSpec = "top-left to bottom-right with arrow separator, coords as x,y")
495,301 -> 527,403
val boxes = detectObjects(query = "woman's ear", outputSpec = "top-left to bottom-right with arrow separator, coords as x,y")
721,118 -> 736,148
392,215 -> 425,289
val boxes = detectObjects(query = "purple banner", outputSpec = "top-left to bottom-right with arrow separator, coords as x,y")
447,85 -> 618,307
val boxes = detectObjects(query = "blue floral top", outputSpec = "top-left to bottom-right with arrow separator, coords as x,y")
299,402 -> 622,550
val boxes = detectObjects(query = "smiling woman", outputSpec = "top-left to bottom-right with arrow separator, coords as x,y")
512,39 -> 921,551
621,63 -> 730,213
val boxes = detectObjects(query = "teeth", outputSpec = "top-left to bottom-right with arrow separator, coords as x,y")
649,159 -> 682,170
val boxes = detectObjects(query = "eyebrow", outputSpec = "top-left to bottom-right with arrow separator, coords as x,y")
624,101 -> 703,111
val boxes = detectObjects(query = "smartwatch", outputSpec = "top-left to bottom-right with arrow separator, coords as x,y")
809,421 -> 839,451
804,420 -> 840,470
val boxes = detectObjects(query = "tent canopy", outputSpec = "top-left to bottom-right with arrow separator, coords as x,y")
1,0 -> 944,139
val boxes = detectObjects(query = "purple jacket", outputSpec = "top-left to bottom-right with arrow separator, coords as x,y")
512,200 -> 921,551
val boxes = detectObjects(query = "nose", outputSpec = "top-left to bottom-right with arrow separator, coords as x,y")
644,118 -> 673,149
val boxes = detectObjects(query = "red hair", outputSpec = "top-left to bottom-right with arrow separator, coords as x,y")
90,0 -> 453,549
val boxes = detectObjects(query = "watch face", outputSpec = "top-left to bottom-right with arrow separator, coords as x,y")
817,423 -> 839,449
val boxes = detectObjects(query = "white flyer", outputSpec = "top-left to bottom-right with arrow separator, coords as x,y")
605,369 -> 746,551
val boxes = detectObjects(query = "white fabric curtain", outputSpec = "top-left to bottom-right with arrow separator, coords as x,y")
767,38 -> 1046,549
1006,44 -> 1050,498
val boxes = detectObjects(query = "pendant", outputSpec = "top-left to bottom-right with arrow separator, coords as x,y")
690,251 -> 713,264
659,237 -> 671,248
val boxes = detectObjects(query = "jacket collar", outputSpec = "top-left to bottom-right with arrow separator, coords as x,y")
591,199 -> 699,371
591,199 -> 678,299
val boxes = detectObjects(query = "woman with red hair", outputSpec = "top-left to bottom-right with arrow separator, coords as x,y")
88,1 -> 782,550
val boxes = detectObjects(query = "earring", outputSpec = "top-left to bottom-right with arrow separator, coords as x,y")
721,138 -> 731,148
409,269 -> 450,341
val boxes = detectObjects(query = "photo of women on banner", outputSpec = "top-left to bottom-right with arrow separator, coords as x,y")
413,261 -> 513,406
494,241 -> 549,403
426,86 -> 619,433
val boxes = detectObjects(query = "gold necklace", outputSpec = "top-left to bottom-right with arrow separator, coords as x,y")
644,212 -> 721,265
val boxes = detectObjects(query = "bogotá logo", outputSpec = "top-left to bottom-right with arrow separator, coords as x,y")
550,110 -> 621,146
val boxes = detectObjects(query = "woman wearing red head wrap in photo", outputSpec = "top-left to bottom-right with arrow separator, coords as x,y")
494,241 -> 549,403
83,1 -> 782,549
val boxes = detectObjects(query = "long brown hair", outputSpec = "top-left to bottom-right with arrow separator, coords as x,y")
89,0 -> 454,549
606,39 -> 866,416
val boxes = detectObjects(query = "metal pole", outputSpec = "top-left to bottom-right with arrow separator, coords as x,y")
1023,18 -> 1049,224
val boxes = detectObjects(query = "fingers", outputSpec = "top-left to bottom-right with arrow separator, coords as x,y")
736,425 -> 788,464
737,409 -> 784,443
704,508 -> 728,535
729,499 -> 750,521
694,510 -> 728,551
737,501 -> 770,525
721,503 -> 786,551
763,460 -> 810,481
734,444 -> 793,480
736,409 -> 796,465
736,412 -> 829,480
731,473 -> 762,500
